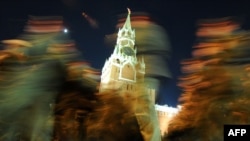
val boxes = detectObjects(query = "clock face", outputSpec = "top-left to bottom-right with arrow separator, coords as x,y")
122,47 -> 134,56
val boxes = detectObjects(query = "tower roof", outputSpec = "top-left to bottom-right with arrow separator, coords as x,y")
117,8 -> 135,42
121,8 -> 132,30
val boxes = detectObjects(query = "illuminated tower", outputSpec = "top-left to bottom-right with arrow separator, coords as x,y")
99,9 -> 145,93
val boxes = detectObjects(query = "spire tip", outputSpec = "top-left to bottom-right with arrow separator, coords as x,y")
127,8 -> 131,15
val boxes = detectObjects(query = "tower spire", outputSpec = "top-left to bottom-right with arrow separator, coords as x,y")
122,8 -> 132,30
117,7 -> 135,42
127,8 -> 131,15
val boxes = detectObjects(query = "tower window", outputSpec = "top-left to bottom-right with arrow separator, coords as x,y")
116,59 -> 120,64
121,63 -> 135,80
121,40 -> 128,46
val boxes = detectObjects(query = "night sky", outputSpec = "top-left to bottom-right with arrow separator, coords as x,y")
1,0 -> 250,106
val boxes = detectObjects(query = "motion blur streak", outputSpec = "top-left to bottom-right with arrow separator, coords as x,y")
0,16 -> 99,141
164,17 -> 250,141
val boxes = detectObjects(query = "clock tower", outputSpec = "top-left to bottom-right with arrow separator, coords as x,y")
99,8 -> 145,93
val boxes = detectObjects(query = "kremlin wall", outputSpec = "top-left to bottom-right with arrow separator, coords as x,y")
155,105 -> 180,136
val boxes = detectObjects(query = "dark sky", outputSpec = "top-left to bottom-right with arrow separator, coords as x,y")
1,0 -> 250,106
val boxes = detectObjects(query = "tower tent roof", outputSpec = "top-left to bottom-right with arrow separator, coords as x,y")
121,8 -> 132,30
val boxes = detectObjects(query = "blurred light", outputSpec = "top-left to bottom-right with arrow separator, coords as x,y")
64,28 -> 68,33
82,12 -> 99,29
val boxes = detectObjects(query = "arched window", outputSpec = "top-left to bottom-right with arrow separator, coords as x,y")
121,63 -> 135,80
116,59 -> 120,64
